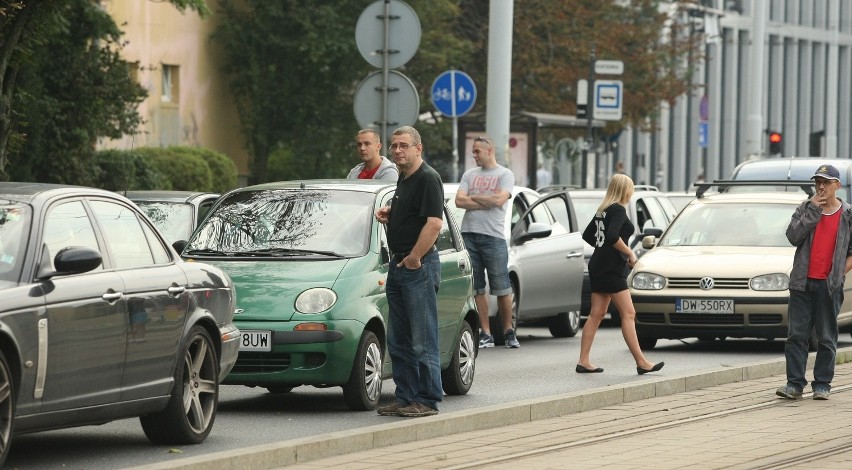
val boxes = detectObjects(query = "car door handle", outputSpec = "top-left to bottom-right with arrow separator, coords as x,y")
565,252 -> 583,258
458,258 -> 468,272
102,291 -> 123,302
168,285 -> 186,296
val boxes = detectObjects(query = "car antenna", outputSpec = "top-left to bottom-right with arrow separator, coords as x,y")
123,132 -> 137,197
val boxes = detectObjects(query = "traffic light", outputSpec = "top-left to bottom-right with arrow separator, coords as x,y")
768,131 -> 783,156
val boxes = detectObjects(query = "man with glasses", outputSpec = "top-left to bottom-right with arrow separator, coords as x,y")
777,164 -> 852,401
347,129 -> 399,181
455,135 -> 517,348
374,126 -> 444,418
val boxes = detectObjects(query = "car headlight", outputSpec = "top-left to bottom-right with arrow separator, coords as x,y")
750,273 -> 789,291
295,288 -> 337,313
632,272 -> 665,290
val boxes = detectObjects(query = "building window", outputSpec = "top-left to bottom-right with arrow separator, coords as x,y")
161,64 -> 179,103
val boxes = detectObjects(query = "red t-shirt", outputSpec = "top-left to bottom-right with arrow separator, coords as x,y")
808,208 -> 841,279
358,165 -> 381,179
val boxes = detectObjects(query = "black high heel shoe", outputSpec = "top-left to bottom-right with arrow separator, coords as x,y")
637,362 -> 665,375
575,364 -> 604,373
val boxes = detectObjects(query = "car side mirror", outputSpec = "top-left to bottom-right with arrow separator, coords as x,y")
643,227 -> 663,238
642,235 -> 659,249
515,222 -> 551,244
37,246 -> 103,280
172,240 -> 188,254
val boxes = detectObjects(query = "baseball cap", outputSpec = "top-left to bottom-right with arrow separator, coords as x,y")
812,164 -> 840,181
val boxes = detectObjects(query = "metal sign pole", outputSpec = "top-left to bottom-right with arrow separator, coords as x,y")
451,71 -> 458,182
380,0 -> 390,151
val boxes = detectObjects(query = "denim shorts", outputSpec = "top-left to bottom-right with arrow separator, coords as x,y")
462,232 -> 512,296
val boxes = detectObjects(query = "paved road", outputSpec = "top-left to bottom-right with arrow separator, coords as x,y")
10,325 -> 851,469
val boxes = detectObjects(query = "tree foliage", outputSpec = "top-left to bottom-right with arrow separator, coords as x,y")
458,0 -> 704,133
0,0 -> 208,181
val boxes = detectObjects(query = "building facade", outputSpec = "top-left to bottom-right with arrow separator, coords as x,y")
98,0 -> 250,182
579,0 -> 852,190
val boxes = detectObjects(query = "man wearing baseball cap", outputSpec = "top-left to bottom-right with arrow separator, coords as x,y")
778,164 -> 852,400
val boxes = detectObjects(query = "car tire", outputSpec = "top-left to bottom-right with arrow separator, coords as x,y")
638,336 -> 657,350
342,331 -> 382,411
442,321 -> 476,395
141,325 -> 219,444
0,350 -> 15,468
549,311 -> 581,338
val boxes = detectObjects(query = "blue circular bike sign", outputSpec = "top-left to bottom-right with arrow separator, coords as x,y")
430,70 -> 477,117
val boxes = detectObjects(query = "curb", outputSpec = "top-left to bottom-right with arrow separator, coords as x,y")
130,346 -> 852,470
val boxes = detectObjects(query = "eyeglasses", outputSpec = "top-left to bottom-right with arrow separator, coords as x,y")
814,178 -> 837,186
473,136 -> 493,149
389,142 -> 415,151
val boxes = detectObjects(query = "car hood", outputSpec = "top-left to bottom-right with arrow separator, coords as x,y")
202,259 -> 349,321
635,245 -> 794,276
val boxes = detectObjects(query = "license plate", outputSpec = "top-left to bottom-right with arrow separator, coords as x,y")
240,330 -> 272,352
676,298 -> 735,314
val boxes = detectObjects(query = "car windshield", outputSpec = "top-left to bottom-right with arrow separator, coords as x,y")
134,202 -> 194,243
0,201 -> 31,287
659,202 -> 794,247
186,189 -> 373,257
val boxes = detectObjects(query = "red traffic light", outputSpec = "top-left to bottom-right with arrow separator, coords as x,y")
769,132 -> 782,144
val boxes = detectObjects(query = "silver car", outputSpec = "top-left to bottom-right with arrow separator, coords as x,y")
445,184 -> 584,343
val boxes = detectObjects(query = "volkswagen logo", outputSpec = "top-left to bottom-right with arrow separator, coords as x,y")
699,277 -> 715,290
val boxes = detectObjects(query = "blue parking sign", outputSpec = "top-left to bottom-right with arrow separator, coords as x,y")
431,70 -> 477,117
698,122 -> 709,148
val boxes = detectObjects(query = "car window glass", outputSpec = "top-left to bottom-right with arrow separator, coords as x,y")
657,196 -> 679,221
42,200 -> 101,271
0,202 -> 30,285
435,207 -> 456,253
543,196 -> 572,231
139,219 -> 171,264
198,199 -> 216,224
89,200 -> 155,268
571,196 -> 600,229
640,197 -> 666,230
634,199 -> 650,231
511,197 -> 524,231
136,202 -> 194,243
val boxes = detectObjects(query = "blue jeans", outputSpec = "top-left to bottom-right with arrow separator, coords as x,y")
784,279 -> 840,392
462,232 -> 512,296
386,250 -> 442,409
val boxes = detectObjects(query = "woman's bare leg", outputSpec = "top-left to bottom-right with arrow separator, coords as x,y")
578,292 -> 610,369
610,290 -> 655,370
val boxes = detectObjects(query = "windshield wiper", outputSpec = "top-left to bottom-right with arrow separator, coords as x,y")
184,248 -> 234,256
237,248 -> 346,258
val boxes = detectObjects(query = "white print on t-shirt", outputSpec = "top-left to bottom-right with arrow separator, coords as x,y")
470,175 -> 500,193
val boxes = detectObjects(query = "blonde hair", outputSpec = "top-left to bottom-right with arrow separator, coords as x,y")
596,174 -> 635,214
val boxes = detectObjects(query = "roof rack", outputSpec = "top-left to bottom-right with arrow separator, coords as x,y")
634,185 -> 659,192
695,179 -> 814,198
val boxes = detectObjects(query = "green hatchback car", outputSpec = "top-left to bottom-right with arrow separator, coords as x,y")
182,180 -> 478,410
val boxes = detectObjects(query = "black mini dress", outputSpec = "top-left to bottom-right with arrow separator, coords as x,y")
582,203 -> 634,293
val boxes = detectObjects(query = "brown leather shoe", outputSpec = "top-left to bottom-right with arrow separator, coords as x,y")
397,402 -> 438,417
376,402 -> 406,416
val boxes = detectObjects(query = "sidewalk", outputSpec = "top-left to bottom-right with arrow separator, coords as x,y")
134,348 -> 852,470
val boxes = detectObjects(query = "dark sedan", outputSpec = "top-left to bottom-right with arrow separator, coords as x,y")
0,183 -> 240,465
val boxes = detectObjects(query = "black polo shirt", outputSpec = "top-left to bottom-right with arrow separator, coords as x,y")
387,162 -> 444,254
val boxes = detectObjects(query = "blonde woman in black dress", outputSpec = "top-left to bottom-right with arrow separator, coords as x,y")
576,174 -> 664,375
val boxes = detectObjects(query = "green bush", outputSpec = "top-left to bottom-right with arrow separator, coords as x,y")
94,146 -> 239,192
94,150 -> 168,191
166,146 -> 238,192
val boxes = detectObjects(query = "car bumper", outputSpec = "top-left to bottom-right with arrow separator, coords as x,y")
632,294 -> 789,340
223,319 -> 364,387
